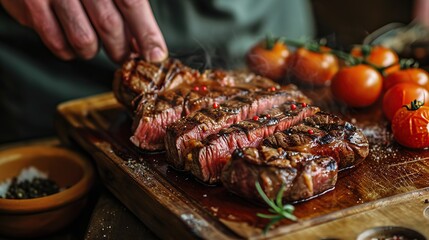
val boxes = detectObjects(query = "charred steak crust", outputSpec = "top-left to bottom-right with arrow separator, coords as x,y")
221,146 -> 338,203
113,58 -> 197,111
262,112 -> 369,170
188,102 -> 320,184
114,58 -> 297,151
130,83 -> 247,150
164,86 -> 310,170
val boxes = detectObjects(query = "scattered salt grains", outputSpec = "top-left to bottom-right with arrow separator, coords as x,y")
210,206 -> 219,213
17,166 -> 48,182
0,179 -> 11,198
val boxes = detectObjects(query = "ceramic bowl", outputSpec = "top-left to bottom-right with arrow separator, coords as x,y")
0,145 -> 95,238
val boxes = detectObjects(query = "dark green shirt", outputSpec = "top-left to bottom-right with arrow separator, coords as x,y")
0,0 -> 314,143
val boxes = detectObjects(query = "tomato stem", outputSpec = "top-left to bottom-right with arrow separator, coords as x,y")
360,45 -> 372,59
277,36 -> 409,75
265,34 -> 277,50
281,38 -> 305,48
403,99 -> 424,111
399,58 -> 419,69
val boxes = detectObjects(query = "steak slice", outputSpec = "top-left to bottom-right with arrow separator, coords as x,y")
164,86 -> 310,170
113,57 -> 280,112
130,81 -> 245,150
188,103 -> 320,184
221,146 -> 338,203
119,58 -> 285,151
262,112 -> 369,170
113,58 -> 198,112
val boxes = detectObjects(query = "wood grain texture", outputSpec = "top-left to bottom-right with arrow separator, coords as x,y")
55,91 -> 429,239
85,190 -> 159,240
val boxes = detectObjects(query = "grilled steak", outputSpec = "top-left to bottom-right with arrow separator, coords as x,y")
164,86 -> 310,170
262,112 -> 369,169
188,103 -> 320,183
221,146 -> 338,203
114,58 -> 287,150
131,81 -> 246,150
113,58 -> 198,111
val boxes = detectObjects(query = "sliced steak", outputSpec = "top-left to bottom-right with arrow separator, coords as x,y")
164,86 -> 310,170
188,103 -> 320,184
221,146 -> 338,203
113,58 -> 198,112
113,57 -> 280,112
130,81 -> 245,150
262,112 -> 369,170
117,58 -> 288,151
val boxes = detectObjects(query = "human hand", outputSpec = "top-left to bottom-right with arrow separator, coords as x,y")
0,0 -> 168,63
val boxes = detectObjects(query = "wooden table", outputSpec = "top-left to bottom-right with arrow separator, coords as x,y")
53,92 -> 429,239
1,135 -> 429,239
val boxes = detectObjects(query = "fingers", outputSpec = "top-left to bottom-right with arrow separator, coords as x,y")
114,0 -> 168,62
51,0 -> 98,60
81,0 -> 130,63
0,0 -> 30,26
2,0 -> 167,63
13,0 -> 76,60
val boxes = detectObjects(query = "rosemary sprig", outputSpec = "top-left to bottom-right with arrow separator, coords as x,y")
255,181 -> 297,234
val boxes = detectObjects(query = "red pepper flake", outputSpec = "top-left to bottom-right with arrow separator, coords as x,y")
193,86 -> 200,91
213,102 -> 219,109
268,86 -> 277,92
301,102 -> 307,107
201,85 -> 208,91
307,129 -> 314,135
290,104 -> 297,110
265,114 -> 271,118
253,116 -> 260,121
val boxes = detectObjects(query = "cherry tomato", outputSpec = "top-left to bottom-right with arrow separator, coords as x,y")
383,63 -> 401,77
246,40 -> 290,80
330,64 -> 383,107
384,68 -> 429,91
287,46 -> 339,86
382,83 -> 429,121
391,100 -> 429,149
351,45 -> 399,68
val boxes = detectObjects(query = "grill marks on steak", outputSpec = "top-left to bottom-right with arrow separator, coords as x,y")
164,86 -> 310,169
113,58 -> 197,111
130,83 -> 247,150
116,58 -> 288,150
221,146 -> 338,203
114,58 -> 368,203
188,103 -> 320,184
262,112 -> 369,170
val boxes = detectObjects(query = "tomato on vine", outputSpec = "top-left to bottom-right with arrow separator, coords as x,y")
330,64 -> 383,108
391,100 -> 429,149
383,59 -> 429,91
350,45 -> 399,69
246,37 -> 290,80
382,83 -> 429,121
287,45 -> 339,87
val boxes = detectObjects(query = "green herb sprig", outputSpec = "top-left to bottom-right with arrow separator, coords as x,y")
255,181 -> 297,234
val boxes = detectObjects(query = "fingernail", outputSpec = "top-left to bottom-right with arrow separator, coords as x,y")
146,47 -> 167,62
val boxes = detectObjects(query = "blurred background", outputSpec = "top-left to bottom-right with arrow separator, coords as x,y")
312,0 -> 412,46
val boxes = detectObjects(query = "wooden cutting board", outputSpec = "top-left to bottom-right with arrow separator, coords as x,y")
55,89 -> 429,239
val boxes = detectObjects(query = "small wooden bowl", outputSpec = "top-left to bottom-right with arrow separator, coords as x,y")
0,145 -> 95,238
